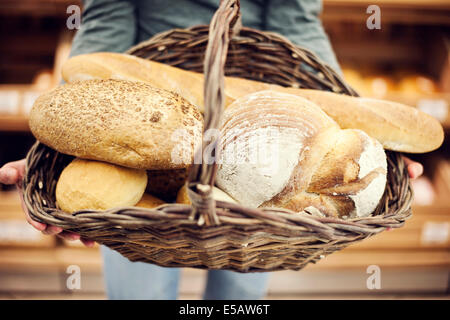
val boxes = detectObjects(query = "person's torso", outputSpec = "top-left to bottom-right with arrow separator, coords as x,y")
134,0 -> 265,42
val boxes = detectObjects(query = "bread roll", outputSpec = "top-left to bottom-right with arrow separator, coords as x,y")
55,158 -> 147,213
135,193 -> 165,208
29,79 -> 203,170
61,52 -> 443,153
216,91 -> 387,219
176,184 -> 238,205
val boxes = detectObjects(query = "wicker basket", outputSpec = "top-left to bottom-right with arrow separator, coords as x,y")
23,0 -> 412,272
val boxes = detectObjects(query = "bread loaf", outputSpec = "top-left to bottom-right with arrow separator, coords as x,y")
55,158 -> 148,213
61,52 -> 443,153
62,52 -> 223,111
216,91 -> 387,218
29,79 -> 203,170
277,88 -> 444,153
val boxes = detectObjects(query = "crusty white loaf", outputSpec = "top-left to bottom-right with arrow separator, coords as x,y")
216,91 -> 387,219
55,158 -> 148,213
61,52 -> 443,153
29,79 -> 203,170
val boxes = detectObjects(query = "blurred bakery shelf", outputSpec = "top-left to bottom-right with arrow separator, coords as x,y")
0,0 -> 82,17
323,0 -> 450,25
0,191 -> 56,248
0,239 -> 448,295
0,29 -> 72,132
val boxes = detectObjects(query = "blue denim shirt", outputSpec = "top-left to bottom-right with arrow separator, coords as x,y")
70,0 -> 340,72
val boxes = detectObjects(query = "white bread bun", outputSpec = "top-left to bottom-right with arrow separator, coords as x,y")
55,158 -> 148,214
29,79 -> 203,170
216,91 -> 387,219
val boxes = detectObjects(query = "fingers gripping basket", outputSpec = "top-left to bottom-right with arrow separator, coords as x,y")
23,0 -> 412,272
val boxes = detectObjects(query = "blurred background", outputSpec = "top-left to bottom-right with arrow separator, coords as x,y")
0,0 -> 449,299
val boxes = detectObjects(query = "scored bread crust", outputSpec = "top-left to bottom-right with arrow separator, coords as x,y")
29,79 -> 203,170
216,91 -> 387,218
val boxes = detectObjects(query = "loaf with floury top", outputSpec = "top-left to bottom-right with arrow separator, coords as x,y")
216,90 -> 388,219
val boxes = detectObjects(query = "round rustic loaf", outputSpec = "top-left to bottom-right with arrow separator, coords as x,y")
55,158 -> 148,214
216,90 -> 387,219
29,79 -> 203,170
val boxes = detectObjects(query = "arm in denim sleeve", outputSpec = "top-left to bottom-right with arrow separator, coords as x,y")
264,0 -> 341,74
69,0 -> 137,58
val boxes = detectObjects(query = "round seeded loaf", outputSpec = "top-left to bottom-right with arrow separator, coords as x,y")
29,79 -> 203,170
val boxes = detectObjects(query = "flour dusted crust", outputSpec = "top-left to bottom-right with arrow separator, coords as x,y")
280,129 -> 387,218
29,79 -> 203,170
216,90 -> 388,218
217,90 -> 339,208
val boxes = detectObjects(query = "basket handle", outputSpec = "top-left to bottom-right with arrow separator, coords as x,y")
187,0 -> 241,226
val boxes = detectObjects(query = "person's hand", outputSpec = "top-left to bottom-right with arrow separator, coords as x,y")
0,159 -> 95,247
402,156 -> 423,180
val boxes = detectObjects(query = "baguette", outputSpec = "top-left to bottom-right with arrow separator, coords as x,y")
62,52 -> 444,153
